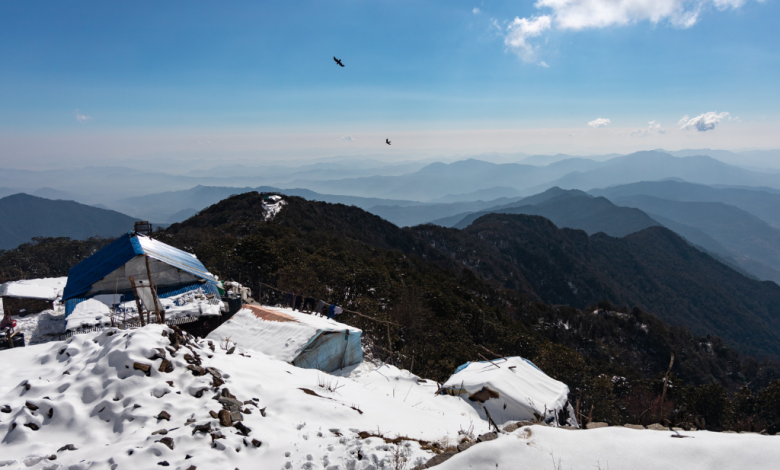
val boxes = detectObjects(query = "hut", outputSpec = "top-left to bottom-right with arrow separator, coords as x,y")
207,305 -> 362,373
0,277 -> 66,316
62,231 -> 222,320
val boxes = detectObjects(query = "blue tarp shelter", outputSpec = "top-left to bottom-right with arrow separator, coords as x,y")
63,232 -> 219,316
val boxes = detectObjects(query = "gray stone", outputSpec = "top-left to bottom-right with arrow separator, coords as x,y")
457,441 -> 475,452
424,452 -> 457,467
477,432 -> 498,442
230,411 -> 243,422
646,423 -> 667,431
623,424 -> 645,430
586,422 -> 608,429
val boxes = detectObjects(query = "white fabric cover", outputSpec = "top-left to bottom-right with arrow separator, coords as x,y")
0,277 -> 67,301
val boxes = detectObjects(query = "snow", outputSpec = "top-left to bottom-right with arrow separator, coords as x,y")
0,324 -> 777,469
263,195 -> 286,221
12,309 -> 66,346
441,357 -> 576,427
65,299 -> 112,331
207,306 -> 360,363
0,277 -> 67,301
436,425 -> 780,470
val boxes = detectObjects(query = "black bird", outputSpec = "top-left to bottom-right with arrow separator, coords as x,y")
333,56 -> 344,67
386,139 -> 391,145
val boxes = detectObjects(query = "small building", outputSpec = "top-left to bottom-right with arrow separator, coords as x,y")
0,277 -> 66,316
207,305 -> 362,373
62,231 -> 222,319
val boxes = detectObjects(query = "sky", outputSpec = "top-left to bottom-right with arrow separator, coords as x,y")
0,0 -> 778,168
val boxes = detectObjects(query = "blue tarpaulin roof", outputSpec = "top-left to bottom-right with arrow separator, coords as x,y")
63,232 -> 216,301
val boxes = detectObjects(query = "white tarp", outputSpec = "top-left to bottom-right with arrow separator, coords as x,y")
441,356 -> 577,427
0,277 -> 67,301
65,299 -> 112,331
207,306 -> 360,363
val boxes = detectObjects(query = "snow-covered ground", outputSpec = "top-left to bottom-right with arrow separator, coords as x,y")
1,324 -> 778,469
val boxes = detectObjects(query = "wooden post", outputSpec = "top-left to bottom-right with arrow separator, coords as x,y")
386,322 -> 392,361
478,353 -> 501,369
129,276 -> 146,327
144,256 -> 163,324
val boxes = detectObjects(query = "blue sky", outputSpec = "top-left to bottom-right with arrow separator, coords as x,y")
0,0 -> 778,165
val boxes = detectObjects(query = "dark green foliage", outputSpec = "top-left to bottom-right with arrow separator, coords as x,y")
0,236 -> 113,283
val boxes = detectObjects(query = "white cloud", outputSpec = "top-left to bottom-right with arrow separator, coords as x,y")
340,135 -> 357,142
539,61 -> 550,67
504,15 -> 552,62
588,117 -> 611,128
631,120 -> 665,137
473,7 -> 481,14
678,111 -> 729,131
75,110 -> 90,122
504,1 -> 757,62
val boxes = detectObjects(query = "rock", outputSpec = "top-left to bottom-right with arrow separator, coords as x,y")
193,388 -> 208,398
47,408 -> 53,419
503,421 -> 533,432
243,408 -> 251,414
208,341 -> 215,352
226,346 -> 235,355
48,455 -> 56,460
186,466 -> 196,470
218,396 -> 243,412
477,432 -> 498,442
205,367 -> 222,379
209,411 -> 219,419
624,424 -> 645,430
192,423 -> 212,434
457,441 -> 475,452
230,411 -> 243,422
166,381 -> 174,387
150,348 -> 166,360
158,462 -> 170,466
251,439 -> 262,448
152,429 -> 168,435
57,444 -> 77,452
212,376 -> 225,387
234,422 -> 251,436
156,411 -> 171,421
259,407 -> 267,417
221,388 -> 236,399
24,422 -> 39,431
157,437 -> 175,450
1,405 -> 11,413
468,387 -> 500,403
424,451 -> 456,467
647,423 -> 667,431
133,362 -> 152,375
158,360 -> 174,373
25,401 -> 39,411
218,410 -> 232,427
586,422 -> 608,429
187,365 -> 206,376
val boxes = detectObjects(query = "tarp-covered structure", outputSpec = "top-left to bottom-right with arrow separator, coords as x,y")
441,356 -> 578,427
207,305 -> 362,373
62,232 -> 221,317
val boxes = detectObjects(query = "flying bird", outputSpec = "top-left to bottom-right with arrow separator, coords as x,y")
333,56 -> 344,67
386,139 -> 391,145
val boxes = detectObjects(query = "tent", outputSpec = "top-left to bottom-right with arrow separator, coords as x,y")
440,357 -> 578,428
207,305 -> 362,373
62,232 -> 221,317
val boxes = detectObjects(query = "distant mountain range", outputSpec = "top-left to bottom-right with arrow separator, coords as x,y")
0,193 -> 139,250
286,151 -> 780,201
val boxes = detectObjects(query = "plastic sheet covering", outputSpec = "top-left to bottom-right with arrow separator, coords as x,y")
207,305 -> 362,373
441,357 -> 577,427
65,282 -> 220,317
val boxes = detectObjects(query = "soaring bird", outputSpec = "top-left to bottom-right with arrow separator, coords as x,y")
333,56 -> 344,67
386,139 -> 391,145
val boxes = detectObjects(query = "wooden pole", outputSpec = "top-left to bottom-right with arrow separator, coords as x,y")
478,353 -> 501,369
129,276 -> 146,327
144,256 -> 163,324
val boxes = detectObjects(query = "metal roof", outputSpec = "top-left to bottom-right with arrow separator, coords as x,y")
63,232 -> 216,301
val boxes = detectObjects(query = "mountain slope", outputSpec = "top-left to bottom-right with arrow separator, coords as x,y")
0,193 -> 139,250
414,214 -> 780,359
610,195 -> 780,284
450,189 -> 660,237
589,180 -> 780,229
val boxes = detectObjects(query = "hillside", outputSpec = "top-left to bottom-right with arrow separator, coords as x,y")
610,195 -> 780,284
590,180 -> 780,229
451,191 -> 660,237
0,193 -> 139,250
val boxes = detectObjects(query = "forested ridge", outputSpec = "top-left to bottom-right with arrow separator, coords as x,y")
3,192 -> 779,431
